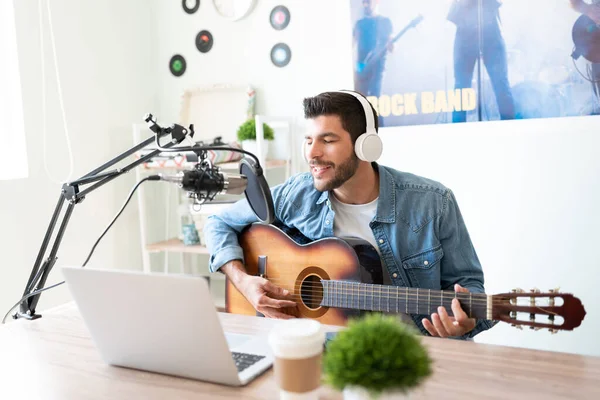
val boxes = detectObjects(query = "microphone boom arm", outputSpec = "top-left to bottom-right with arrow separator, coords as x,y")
14,115 -> 189,320
14,113 -> 270,321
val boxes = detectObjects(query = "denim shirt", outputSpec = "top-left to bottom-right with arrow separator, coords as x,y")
204,163 -> 495,339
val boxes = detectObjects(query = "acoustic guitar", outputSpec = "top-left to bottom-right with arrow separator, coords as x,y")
226,224 -> 586,332
572,13 -> 600,63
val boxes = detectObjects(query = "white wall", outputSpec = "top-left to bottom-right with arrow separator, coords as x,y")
152,0 -> 599,357
0,0 -> 157,321
153,0 -> 353,126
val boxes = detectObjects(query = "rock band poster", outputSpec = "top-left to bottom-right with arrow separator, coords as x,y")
350,0 -> 600,127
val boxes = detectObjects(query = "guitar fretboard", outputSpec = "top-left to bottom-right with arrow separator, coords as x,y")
320,280 -> 489,319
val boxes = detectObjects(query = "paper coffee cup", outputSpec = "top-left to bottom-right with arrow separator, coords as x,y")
268,319 -> 325,400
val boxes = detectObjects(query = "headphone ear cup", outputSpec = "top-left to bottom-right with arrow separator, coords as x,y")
355,132 -> 383,162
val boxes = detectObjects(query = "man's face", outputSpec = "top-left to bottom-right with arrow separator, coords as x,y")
304,115 -> 359,192
363,0 -> 375,16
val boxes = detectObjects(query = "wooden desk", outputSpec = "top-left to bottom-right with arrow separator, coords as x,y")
0,303 -> 598,400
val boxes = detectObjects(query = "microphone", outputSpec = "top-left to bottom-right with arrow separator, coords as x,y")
155,158 -> 275,224
158,169 -> 247,196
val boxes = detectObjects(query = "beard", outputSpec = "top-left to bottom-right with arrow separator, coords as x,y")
312,153 -> 360,192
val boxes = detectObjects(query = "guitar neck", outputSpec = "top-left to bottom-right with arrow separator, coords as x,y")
321,280 -> 490,320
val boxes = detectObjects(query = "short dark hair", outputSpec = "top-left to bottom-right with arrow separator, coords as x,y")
302,91 -> 379,144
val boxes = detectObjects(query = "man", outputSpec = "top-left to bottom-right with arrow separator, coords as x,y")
570,0 -> 600,104
448,0 -> 515,122
353,0 -> 393,100
204,91 -> 495,339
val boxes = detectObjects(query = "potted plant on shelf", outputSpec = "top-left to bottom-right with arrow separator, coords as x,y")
236,118 -> 274,159
323,314 -> 432,399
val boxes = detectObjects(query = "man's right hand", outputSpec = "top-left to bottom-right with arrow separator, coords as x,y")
221,260 -> 297,319
237,275 -> 298,319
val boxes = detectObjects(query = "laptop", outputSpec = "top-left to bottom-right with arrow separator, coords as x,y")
61,266 -> 273,386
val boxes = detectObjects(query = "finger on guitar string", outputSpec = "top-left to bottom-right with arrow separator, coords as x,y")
263,280 -> 292,297
437,306 -> 458,335
431,312 -> 450,338
451,298 -> 471,327
454,283 -> 470,293
257,294 -> 296,309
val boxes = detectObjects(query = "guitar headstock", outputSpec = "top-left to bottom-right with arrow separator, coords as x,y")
410,14 -> 424,28
491,288 -> 586,333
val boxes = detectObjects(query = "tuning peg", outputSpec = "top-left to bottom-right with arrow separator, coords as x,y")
548,287 -> 561,293
514,325 -> 523,330
530,287 -> 540,293
529,326 -> 541,331
512,288 -> 524,293
548,329 -> 558,335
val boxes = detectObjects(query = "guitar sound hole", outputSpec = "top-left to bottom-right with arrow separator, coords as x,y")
300,275 -> 323,310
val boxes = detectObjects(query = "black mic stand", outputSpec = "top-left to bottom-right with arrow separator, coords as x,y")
13,114 -> 192,321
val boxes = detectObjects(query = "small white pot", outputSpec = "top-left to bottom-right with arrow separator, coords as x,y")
241,139 -> 270,159
343,386 -> 410,400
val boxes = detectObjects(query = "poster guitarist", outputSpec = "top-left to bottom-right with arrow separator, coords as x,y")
353,0 -> 394,100
570,0 -> 600,103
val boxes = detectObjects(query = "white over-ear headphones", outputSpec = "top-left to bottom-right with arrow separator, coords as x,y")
340,90 -> 383,162
302,90 -> 383,163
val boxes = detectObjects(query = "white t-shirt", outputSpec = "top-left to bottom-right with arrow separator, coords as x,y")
329,193 -> 417,328
329,193 -> 379,253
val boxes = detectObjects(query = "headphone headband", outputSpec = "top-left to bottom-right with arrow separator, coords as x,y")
337,90 -> 376,134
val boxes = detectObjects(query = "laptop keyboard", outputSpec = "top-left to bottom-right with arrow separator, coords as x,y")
231,352 -> 265,373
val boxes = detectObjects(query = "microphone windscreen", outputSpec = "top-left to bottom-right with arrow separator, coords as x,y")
240,158 -> 275,224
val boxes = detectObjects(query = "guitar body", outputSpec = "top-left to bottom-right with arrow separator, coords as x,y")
226,224 -> 363,326
573,14 -> 600,63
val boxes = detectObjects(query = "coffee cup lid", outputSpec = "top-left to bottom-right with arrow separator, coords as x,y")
268,319 -> 325,359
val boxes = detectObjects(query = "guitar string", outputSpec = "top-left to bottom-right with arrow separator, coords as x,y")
259,276 -> 558,302
260,278 -> 547,304
251,279 -> 488,304
245,280 -> 557,307
260,278 -> 542,303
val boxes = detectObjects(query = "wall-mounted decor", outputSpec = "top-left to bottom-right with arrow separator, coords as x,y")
270,43 -> 291,67
269,5 -> 290,30
179,84 -> 256,144
169,54 -> 187,77
349,0 -> 600,128
182,0 -> 200,15
213,0 -> 256,21
196,30 -> 214,53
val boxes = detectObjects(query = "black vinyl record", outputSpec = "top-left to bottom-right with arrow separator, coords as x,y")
270,43 -> 291,67
182,0 -> 200,14
196,30 -> 214,53
269,5 -> 290,30
169,54 -> 187,77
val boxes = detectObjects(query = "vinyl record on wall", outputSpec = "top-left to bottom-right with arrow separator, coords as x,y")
196,30 -> 214,53
269,5 -> 290,30
182,0 -> 200,14
270,43 -> 291,67
169,54 -> 187,77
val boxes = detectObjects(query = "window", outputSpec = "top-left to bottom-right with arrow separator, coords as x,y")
0,0 -> 28,180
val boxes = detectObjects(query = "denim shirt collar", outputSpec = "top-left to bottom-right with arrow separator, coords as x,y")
374,163 -> 396,223
315,162 -> 396,223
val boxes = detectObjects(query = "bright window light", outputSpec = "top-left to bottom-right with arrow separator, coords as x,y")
0,0 -> 28,180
